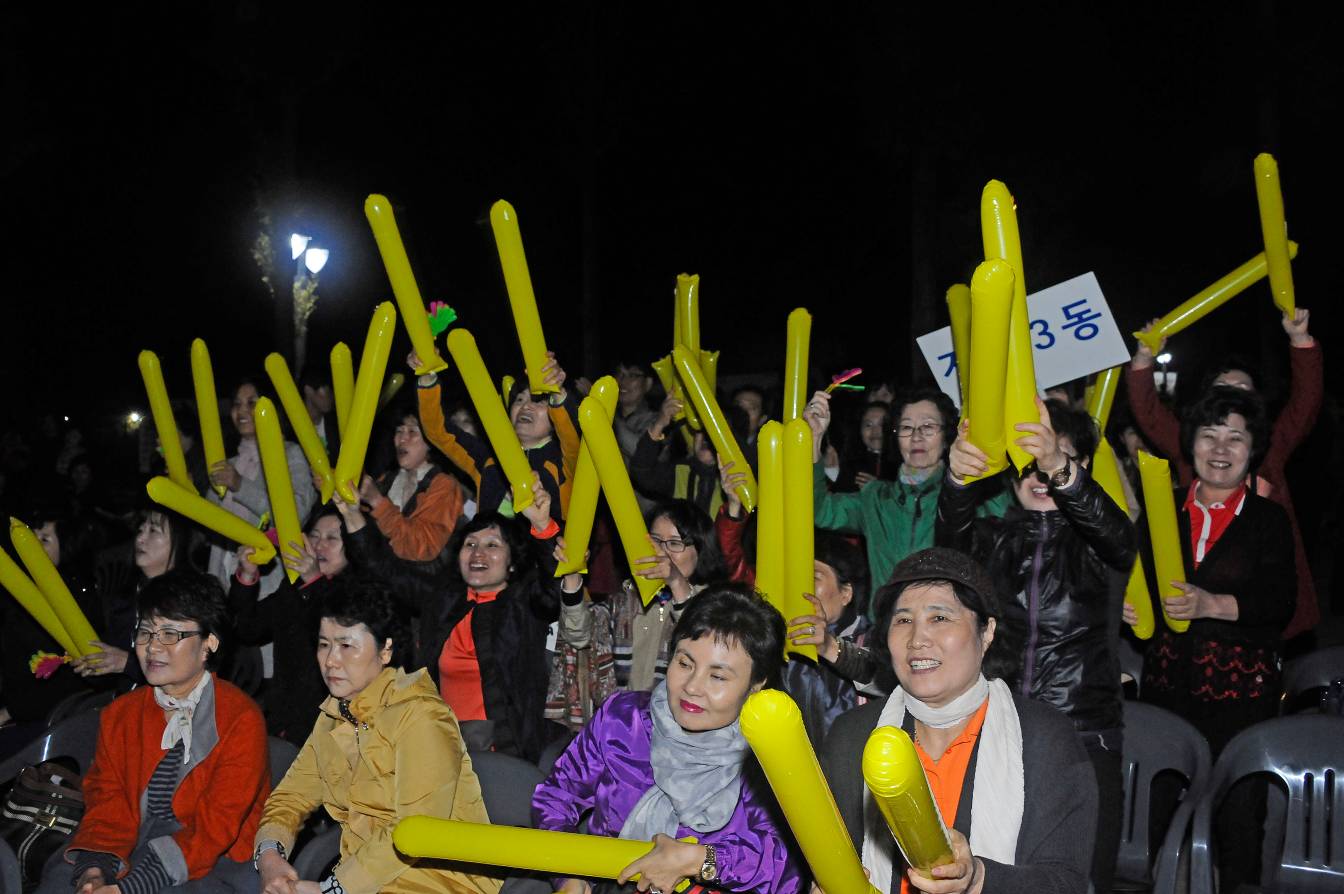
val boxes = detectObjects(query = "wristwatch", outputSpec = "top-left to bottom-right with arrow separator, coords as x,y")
253,840 -> 286,871
1042,457 -> 1073,488
699,843 -> 718,883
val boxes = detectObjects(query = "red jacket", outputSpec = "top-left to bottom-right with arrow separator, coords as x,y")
1125,341 -> 1323,638
67,675 -> 270,881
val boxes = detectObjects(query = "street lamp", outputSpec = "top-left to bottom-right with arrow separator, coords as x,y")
1155,352 -> 1175,395
303,247 -> 329,275
289,234 -> 329,375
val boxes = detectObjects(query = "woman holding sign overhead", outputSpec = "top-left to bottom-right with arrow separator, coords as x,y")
1137,387 -> 1295,755
204,378 -> 317,600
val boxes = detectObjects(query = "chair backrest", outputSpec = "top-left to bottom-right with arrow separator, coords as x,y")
1281,646 -> 1344,712
1,837 -> 22,894
0,707 -> 104,785
1190,715 -> 1344,894
1117,701 -> 1212,884
468,749 -> 545,828
268,736 -> 301,789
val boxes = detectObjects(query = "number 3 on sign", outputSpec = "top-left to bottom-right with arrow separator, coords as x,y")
1031,319 -> 1055,349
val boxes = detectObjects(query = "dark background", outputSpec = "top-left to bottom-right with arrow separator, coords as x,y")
3,3 -> 1339,570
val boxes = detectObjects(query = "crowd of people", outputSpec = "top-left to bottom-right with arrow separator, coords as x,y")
0,302 -> 1326,894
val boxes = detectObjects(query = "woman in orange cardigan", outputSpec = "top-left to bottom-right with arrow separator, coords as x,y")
36,570 -> 270,894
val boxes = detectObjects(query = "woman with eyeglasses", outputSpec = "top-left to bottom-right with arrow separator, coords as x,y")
36,569 -> 269,894
805,386 -> 1013,600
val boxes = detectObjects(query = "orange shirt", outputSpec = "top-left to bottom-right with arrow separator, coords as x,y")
439,588 -> 502,720
899,698 -> 990,894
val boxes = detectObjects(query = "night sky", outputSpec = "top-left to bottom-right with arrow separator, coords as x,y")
5,3 -> 1340,428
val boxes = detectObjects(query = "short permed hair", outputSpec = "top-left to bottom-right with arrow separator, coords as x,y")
1180,385 -> 1270,473
136,569 -> 228,645
670,583 -> 785,687
319,575 -> 412,670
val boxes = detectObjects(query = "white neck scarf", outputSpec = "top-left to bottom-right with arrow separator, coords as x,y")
861,676 -> 1023,892
154,672 -> 211,763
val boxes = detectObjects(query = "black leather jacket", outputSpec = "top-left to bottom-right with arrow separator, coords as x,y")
936,465 -> 1137,734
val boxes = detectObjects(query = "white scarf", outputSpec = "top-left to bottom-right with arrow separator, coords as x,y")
154,672 -> 211,764
860,676 -> 1023,892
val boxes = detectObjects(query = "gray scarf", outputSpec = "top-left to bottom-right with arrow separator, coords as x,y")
619,682 -> 749,839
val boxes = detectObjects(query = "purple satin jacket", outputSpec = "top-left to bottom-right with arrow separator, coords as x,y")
532,691 -> 802,893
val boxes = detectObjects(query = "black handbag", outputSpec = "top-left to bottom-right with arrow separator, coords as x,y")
1,761 -> 85,892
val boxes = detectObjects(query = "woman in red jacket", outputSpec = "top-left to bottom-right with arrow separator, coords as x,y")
36,569 -> 270,894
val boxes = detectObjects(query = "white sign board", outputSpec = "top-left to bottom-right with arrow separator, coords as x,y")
916,272 -> 1131,406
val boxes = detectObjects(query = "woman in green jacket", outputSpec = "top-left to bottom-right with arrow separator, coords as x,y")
805,386 -> 1013,597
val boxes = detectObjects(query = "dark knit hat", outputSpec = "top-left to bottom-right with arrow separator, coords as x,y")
884,547 -> 1000,616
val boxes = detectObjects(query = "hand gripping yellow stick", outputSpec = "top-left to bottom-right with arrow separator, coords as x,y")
379,372 -> 405,409
490,200 -> 556,395
138,350 -> 196,495
446,328 -> 536,512
393,818 -> 669,885
330,343 -> 354,440
11,520 -> 99,656
556,376 -> 619,576
782,419 -> 817,661
334,303 -> 398,504
579,397 -> 662,604
783,308 -> 812,423
964,260 -> 1015,481
1134,242 -> 1300,353
191,340 -> 228,497
146,476 -> 276,564
252,399 -> 305,583
754,421 -> 786,618
364,194 -> 448,376
981,180 -> 1038,473
1136,451 -> 1189,633
1090,440 -> 1155,639
0,547 -> 80,656
1253,153 -> 1295,316
945,284 -> 972,416
1085,366 -> 1121,432
672,346 -> 757,512
264,353 -> 335,504
862,726 -> 955,875
651,354 -> 699,442
740,690 -> 881,894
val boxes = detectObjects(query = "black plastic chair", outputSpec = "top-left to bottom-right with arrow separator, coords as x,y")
1281,645 -> 1344,714
1189,714 -> 1344,894
1116,701 -> 1211,889
1,837 -> 22,894
469,749 -> 545,828
0,708 -> 103,784
267,736 -> 300,790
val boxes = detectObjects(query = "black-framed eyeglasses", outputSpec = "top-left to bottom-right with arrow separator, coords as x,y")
895,422 -> 943,439
649,534 -> 692,554
135,627 -> 204,646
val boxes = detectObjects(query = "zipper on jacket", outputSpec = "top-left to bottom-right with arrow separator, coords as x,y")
1021,518 -> 1047,696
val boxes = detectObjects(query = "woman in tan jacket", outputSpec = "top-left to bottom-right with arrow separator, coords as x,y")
253,578 -> 502,894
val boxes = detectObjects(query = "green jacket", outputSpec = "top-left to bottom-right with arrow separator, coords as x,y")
813,463 -> 1013,606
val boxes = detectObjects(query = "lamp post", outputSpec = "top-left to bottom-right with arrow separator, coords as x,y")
1155,352 -> 1175,396
290,233 -> 330,376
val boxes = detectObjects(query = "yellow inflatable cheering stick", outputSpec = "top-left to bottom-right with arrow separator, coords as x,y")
754,421 -> 786,618
138,350 -> 196,494
364,194 -> 448,375
862,726 -> 955,876
782,419 -> 816,661
981,180 -> 1038,473
1134,242 -> 1299,353
146,476 -> 276,565
945,284 -> 972,416
1253,153 -> 1295,316
0,546 -> 81,657
393,819 -> 678,887
264,353 -> 336,504
334,303 -> 397,504
11,519 -> 99,657
491,200 -> 556,395
1085,366 -> 1120,433
964,260 -> 1015,481
578,396 -> 662,605
672,346 -> 757,512
329,342 -> 354,440
783,308 -> 812,422
379,372 -> 406,409
191,339 -> 228,497
252,399 -> 305,583
556,376 -> 619,576
1136,451 -> 1189,633
740,690 -> 880,894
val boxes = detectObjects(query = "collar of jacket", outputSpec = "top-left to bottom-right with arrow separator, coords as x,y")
318,667 -> 431,726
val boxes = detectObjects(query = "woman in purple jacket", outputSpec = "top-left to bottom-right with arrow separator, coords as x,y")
532,584 -> 802,894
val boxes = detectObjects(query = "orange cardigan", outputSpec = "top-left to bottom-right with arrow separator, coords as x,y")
67,675 -> 270,880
